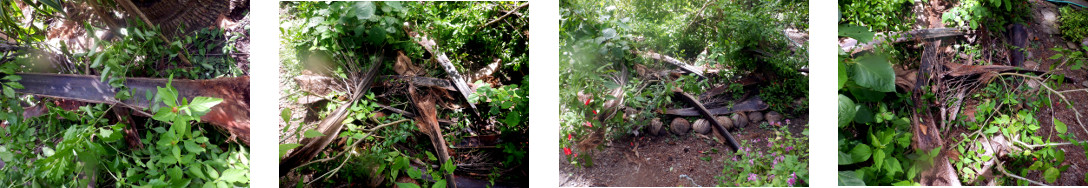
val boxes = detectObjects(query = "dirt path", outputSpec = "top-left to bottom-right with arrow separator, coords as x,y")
559,119 -> 807,187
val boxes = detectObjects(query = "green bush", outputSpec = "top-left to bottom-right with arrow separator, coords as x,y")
839,0 -> 915,31
1060,6 -> 1088,43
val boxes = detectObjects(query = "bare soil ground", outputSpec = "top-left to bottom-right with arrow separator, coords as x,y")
559,117 -> 808,187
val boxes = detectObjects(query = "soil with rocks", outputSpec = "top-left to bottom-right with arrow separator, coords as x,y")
559,116 -> 807,187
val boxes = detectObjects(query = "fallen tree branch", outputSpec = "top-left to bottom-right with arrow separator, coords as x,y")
280,54 -> 384,176
672,88 -> 740,151
996,161 -> 1049,186
409,84 -> 458,188
633,50 -> 705,78
841,28 -> 967,56
408,26 -> 479,116
479,2 -> 529,28
996,72 -> 1088,138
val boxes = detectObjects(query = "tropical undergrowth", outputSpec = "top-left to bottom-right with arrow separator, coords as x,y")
559,0 -> 809,185
278,1 -> 528,187
838,3 -> 1087,185
0,1 -> 249,187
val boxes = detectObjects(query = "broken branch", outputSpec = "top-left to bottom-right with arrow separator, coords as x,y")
480,2 -> 529,28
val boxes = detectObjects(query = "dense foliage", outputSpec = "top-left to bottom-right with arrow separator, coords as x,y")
279,1 -> 528,187
560,0 -> 808,185
0,0 -> 249,187
839,1 -> 1084,185
1059,6 -> 1088,43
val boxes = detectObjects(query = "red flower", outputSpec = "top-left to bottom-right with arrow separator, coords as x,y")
585,121 -> 593,127
568,134 -> 573,140
593,110 -> 597,114
585,98 -> 592,105
564,148 -> 572,155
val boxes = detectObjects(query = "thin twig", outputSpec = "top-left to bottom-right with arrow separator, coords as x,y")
996,73 -> 1088,138
996,161 -> 1049,186
479,3 -> 529,28
292,119 -> 409,171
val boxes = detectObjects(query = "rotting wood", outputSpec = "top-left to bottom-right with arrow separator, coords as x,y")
665,96 -> 768,117
11,73 -> 250,145
280,55 -> 383,176
841,28 -> 967,55
379,75 -> 457,92
408,26 -> 479,116
409,84 -> 457,188
672,88 -> 740,151
633,50 -> 706,78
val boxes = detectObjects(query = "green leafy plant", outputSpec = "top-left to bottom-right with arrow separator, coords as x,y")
1058,6 -> 1088,43
839,0 -> 915,32
718,126 -> 809,187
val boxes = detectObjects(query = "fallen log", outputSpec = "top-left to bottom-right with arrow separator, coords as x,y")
672,88 -> 740,151
408,26 -> 479,116
409,84 -> 457,188
11,73 -> 250,145
280,55 -> 383,176
633,50 -> 706,78
841,28 -> 967,56
664,96 -> 768,117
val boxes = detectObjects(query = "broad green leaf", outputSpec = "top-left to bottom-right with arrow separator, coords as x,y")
1054,118 -> 1067,134
853,54 -> 896,92
396,183 -> 421,188
838,61 -> 848,89
839,24 -> 875,44
432,180 -> 447,188
354,1 -> 376,20
1044,167 -> 1060,183
407,167 -> 422,179
885,157 -> 902,176
42,147 -> 55,157
873,149 -> 885,168
303,129 -> 325,138
838,94 -> 857,127
602,28 -> 617,39
206,164 -> 220,180
184,140 -> 205,154
849,144 -> 872,165
172,146 -> 182,163
220,169 -> 248,183
281,108 -> 292,123
838,171 -> 866,186
188,97 -> 223,117
279,144 -> 302,159
443,159 -> 455,174
189,164 -> 207,180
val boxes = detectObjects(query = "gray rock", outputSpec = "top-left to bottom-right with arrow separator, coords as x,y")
693,119 -> 711,135
716,116 -> 734,130
650,118 -> 664,136
748,111 -> 764,123
731,113 -> 748,128
671,118 -> 691,135
766,111 -> 784,125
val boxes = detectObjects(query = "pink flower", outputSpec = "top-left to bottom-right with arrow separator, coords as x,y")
786,146 -> 793,152
786,119 -> 791,125
788,172 -> 796,186
767,142 -> 772,147
748,173 -> 758,181
768,174 -> 775,181
585,121 -> 593,127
